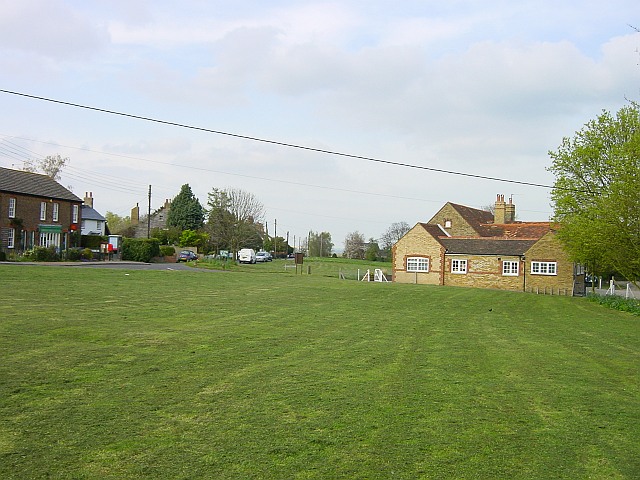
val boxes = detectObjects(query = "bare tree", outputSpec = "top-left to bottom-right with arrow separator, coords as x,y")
206,187 -> 265,253
23,154 -> 69,181
380,221 -> 411,251
225,188 -> 265,224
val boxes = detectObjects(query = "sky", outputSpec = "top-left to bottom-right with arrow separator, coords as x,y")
0,1 -> 638,251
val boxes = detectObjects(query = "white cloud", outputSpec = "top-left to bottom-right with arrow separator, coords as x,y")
0,0 -> 108,60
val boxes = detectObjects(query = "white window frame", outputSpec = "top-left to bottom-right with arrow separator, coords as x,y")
451,259 -> 467,274
52,202 -> 59,222
40,202 -> 47,221
444,219 -> 452,228
502,261 -> 519,276
531,261 -> 557,276
7,228 -> 15,248
406,257 -> 429,272
8,198 -> 16,218
72,204 -> 79,224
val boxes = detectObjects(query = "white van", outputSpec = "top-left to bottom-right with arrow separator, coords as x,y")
237,248 -> 256,264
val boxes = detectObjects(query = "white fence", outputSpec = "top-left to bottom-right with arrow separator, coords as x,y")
592,279 -> 638,299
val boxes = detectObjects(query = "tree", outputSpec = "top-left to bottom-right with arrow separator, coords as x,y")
263,236 -> 291,256
23,154 -> 69,181
365,238 -> 380,261
105,211 -> 135,236
167,184 -> 205,231
307,231 -> 333,257
343,231 -> 365,259
548,104 -> 640,285
179,229 -> 209,249
205,187 -> 265,253
380,221 -> 411,251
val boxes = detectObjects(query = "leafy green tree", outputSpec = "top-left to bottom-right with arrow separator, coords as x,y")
150,227 -> 181,245
548,105 -> 640,285
263,236 -> 290,256
307,231 -> 333,257
205,187 -> 264,253
365,238 -> 380,261
167,184 -> 205,231
179,229 -> 209,249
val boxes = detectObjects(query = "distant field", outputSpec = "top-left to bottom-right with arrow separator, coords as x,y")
198,255 -> 393,281
1,265 -> 638,479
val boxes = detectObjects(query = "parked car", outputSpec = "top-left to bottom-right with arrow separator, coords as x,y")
256,251 -> 272,262
177,250 -> 198,262
238,248 -> 256,264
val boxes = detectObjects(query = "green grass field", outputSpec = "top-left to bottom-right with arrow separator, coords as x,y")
1,264 -> 638,479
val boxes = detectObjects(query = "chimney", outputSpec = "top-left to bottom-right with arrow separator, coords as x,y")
131,203 -> 140,225
494,194 -> 515,224
494,194 -> 506,224
83,192 -> 94,209
505,195 -> 516,223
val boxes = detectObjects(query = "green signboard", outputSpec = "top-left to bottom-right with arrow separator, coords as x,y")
39,225 -> 63,233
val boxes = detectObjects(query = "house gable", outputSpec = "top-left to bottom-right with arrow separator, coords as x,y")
427,202 -> 493,236
392,223 -> 444,285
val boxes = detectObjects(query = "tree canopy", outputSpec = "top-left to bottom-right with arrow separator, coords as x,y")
23,154 -> 69,182
307,231 -> 333,257
205,187 -> 264,252
343,231 -> 365,259
548,104 -> 640,284
167,184 -> 205,231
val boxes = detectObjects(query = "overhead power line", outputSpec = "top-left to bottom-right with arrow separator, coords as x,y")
0,88 -> 562,191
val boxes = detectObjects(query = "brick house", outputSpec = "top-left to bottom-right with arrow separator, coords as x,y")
0,167 -> 83,254
392,195 -> 583,295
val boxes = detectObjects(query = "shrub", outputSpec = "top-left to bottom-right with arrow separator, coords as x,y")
0,251 -> 6,261
121,238 -> 161,263
81,248 -> 94,260
27,247 -> 60,262
587,294 -> 640,316
81,235 -> 107,250
65,248 -> 82,261
160,245 -> 176,257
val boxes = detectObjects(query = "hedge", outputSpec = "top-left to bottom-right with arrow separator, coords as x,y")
121,238 -> 161,263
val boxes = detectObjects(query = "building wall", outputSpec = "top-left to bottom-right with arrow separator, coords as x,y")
0,192 -> 81,251
428,203 -> 479,236
443,254 -> 524,291
524,232 -> 574,294
392,224 -> 443,285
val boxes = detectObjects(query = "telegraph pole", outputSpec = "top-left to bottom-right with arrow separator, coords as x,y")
147,185 -> 151,238
274,219 -> 277,258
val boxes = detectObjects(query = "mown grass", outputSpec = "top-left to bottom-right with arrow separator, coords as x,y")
1,265 -> 638,479
197,256 -> 392,280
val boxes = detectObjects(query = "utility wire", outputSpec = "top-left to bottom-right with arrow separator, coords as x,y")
0,88 -> 565,191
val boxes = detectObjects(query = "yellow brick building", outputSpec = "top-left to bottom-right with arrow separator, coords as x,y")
392,195 -> 582,295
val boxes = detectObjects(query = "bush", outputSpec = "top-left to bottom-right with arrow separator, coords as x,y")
27,247 -> 60,262
587,294 -> 640,316
121,238 -> 161,263
65,248 -> 82,261
0,251 -> 6,261
81,248 -> 94,260
81,235 -> 107,250
160,245 -> 176,257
